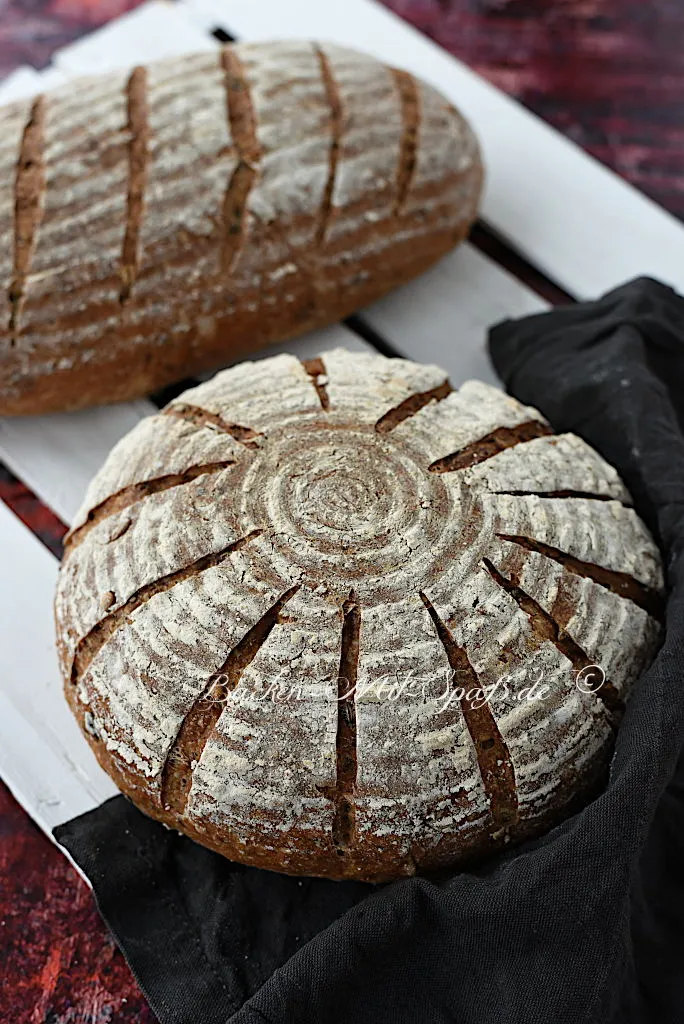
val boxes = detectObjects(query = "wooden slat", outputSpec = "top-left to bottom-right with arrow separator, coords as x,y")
364,244 -> 546,386
0,503 -> 117,833
183,0 -> 684,298
0,66 -> 45,101
0,402 -> 153,526
53,0 -> 216,75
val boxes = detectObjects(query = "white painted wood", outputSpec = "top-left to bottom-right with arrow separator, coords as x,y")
30,67 -> 70,93
173,0 -> 224,36
364,245 -> 546,387
54,0 -> 216,76
186,0 -> 684,298
0,402 -> 153,526
0,66 -> 44,101
194,323 -> 372,380
0,503 -> 117,835
0,66 -> 67,103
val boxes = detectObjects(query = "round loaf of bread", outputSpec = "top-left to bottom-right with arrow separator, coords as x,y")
55,349 -> 663,881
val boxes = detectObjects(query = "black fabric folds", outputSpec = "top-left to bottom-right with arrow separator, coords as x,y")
55,277 -> 684,1024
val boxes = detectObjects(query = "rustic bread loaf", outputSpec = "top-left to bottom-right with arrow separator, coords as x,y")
55,349 -> 663,881
0,43 -> 482,415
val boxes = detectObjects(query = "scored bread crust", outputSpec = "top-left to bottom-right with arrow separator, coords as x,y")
55,350 -> 663,881
0,42 -> 482,415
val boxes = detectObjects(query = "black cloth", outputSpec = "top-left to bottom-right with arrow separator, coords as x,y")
55,277 -> 684,1024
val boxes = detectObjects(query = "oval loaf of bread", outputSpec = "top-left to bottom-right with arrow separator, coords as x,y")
0,43 -> 482,414
55,349 -> 663,882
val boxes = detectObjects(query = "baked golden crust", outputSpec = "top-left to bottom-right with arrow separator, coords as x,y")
55,350 -> 663,880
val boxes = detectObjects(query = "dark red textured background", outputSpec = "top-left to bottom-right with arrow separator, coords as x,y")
1,1 -> 683,1021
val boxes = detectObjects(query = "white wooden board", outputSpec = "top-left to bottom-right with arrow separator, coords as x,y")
0,402 -> 153,527
0,502 -> 118,834
365,244 -> 544,381
54,0 -> 216,74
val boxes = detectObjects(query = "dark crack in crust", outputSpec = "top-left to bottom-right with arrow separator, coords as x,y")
160,584 -> 299,815
9,94 -> 46,344
164,403 -> 264,447
65,460 -> 236,552
314,45 -> 343,247
492,489 -> 629,504
420,592 -> 519,832
497,533 -> 663,620
70,530 -> 262,687
484,558 -> 625,725
119,66 -> 149,304
375,379 -> 452,434
429,421 -> 554,474
330,592 -> 361,854
301,357 -> 330,411
391,68 -> 420,217
220,47 -> 261,275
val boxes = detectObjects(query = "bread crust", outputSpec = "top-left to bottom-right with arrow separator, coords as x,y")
0,43 -> 482,415
55,350 -> 663,881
